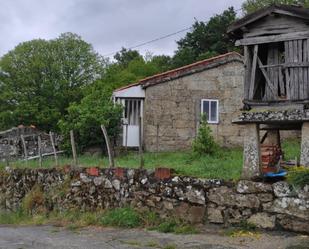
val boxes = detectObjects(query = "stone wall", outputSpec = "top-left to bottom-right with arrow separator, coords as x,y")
143,60 -> 245,152
0,167 -> 308,233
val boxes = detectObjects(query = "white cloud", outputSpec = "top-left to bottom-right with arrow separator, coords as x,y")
0,0 -> 244,58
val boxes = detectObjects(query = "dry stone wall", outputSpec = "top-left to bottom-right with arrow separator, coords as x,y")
0,167 -> 308,233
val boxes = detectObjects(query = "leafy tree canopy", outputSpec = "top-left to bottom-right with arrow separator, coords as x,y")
172,7 -> 238,68
242,0 -> 309,15
0,33 -> 103,131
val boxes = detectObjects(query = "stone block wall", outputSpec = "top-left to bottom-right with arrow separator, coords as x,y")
0,167 -> 308,233
143,61 -> 245,152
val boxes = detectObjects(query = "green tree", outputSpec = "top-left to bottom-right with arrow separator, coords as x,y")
242,0 -> 309,15
172,7 -> 238,68
0,33 -> 103,131
114,47 -> 143,67
58,83 -> 122,153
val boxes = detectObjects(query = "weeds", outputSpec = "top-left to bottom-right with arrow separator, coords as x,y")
100,207 -> 141,228
287,166 -> 309,189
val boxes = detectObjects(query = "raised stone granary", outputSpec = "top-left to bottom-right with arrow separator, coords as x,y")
0,126 -> 60,160
228,4 -> 309,178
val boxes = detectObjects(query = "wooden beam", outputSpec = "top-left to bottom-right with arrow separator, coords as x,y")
257,57 -> 277,97
249,45 -> 258,99
244,46 -> 251,100
70,130 -> 78,167
235,31 -> 309,46
101,125 -> 114,168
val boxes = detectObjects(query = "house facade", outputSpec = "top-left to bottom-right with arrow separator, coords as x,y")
113,52 -> 245,152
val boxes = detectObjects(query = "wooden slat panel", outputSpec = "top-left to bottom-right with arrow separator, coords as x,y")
236,31 -> 309,46
249,45 -> 259,100
306,39 -> 309,99
285,41 -> 291,99
289,41 -> 295,99
258,58 -> 277,97
298,39 -> 304,100
244,46 -> 251,100
293,40 -> 299,100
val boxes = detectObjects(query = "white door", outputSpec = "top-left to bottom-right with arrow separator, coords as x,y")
122,99 -> 143,147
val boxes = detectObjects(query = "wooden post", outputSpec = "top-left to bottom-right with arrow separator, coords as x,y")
70,130 -> 78,167
139,116 -> 144,169
38,135 -> 43,168
49,131 -> 58,166
20,135 -> 28,165
156,124 -> 159,153
125,123 -> 128,153
101,125 -> 114,168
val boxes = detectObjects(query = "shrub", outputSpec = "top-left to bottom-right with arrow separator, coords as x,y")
192,114 -> 218,155
287,166 -> 309,188
100,207 -> 141,228
22,185 -> 45,214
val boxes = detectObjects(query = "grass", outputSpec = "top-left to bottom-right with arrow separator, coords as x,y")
100,207 -> 141,228
0,139 -> 301,180
0,207 -> 198,236
0,148 -> 243,180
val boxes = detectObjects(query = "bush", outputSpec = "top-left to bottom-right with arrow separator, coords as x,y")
287,167 -> 309,188
22,185 -> 45,214
192,114 -> 218,155
100,207 -> 141,228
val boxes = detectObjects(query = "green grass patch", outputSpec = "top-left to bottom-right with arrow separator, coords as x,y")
0,207 -> 198,236
100,207 -> 141,228
287,166 -> 309,188
150,218 -> 197,234
0,147 -> 243,180
282,138 -> 301,161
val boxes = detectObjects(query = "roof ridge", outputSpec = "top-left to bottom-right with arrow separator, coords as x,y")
113,51 -> 242,92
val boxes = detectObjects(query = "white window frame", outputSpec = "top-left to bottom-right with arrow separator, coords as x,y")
201,99 -> 219,124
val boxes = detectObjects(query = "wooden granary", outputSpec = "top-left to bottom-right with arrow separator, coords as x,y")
228,5 -> 309,179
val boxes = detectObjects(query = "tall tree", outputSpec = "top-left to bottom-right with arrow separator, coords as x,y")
242,0 -> 309,15
114,47 -> 143,67
0,33 -> 103,131
172,7 -> 238,68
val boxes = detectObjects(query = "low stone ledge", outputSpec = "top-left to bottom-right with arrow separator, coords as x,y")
233,109 -> 309,123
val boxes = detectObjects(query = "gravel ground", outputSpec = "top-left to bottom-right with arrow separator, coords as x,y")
0,225 -> 308,249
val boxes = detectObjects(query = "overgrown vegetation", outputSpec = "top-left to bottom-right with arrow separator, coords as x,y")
1,148 -> 243,180
100,207 -> 141,228
0,139 -> 301,180
287,166 -> 309,188
0,207 -> 197,236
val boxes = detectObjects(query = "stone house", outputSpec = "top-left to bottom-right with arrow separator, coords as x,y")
112,52 -> 245,152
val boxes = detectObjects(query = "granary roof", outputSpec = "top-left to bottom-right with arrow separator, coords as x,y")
114,52 -> 242,92
227,4 -> 309,37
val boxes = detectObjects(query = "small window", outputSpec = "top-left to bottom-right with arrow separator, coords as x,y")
201,99 -> 219,123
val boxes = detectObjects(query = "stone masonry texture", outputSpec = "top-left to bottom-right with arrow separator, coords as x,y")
143,60 -> 245,152
0,168 -> 308,233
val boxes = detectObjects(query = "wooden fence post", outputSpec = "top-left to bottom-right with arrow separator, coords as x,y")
38,135 -> 43,167
49,131 -> 58,166
20,135 -> 28,165
139,116 -> 144,169
70,130 -> 78,167
101,125 -> 114,168
125,123 -> 128,153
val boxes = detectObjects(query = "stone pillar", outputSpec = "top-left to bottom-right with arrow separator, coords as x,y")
300,122 -> 309,167
242,123 -> 261,179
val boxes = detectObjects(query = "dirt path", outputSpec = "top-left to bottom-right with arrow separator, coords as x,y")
0,225 -> 308,249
